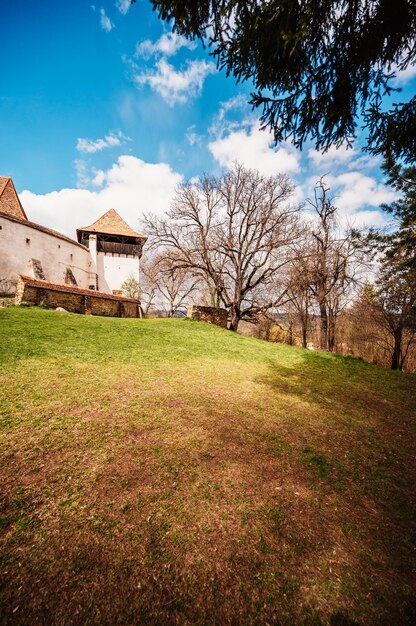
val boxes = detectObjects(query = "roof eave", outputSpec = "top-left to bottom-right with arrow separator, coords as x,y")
76,228 -> 147,241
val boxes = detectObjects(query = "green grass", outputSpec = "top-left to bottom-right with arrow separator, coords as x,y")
0,306 -> 415,625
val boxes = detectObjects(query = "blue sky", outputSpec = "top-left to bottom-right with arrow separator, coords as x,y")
1,0 -> 415,237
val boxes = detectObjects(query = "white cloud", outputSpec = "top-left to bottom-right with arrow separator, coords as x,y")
392,62 -> 416,85
19,156 -> 183,238
100,8 -> 114,32
91,169 -> 106,187
76,131 -> 129,154
330,172 -> 397,214
116,0 -> 131,15
217,94 -> 247,117
345,209 -> 389,229
208,95 -> 248,137
74,159 -> 91,187
136,32 -> 196,59
346,153 -> 381,172
303,172 -> 397,228
186,125 -> 203,147
134,58 -> 216,105
308,143 -> 381,175
308,143 -> 356,167
208,122 -> 300,175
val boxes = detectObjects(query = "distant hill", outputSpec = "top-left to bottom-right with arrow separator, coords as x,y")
0,307 -> 415,625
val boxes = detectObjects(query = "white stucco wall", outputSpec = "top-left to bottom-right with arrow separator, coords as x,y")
0,215 -> 96,291
97,252 -> 140,292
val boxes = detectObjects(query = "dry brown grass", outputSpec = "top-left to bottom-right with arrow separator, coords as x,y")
0,307 -> 415,625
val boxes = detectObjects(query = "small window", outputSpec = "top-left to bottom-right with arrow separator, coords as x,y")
70,253 -> 73,261
0,225 -> 2,230
58,244 -> 61,248
26,238 -> 30,246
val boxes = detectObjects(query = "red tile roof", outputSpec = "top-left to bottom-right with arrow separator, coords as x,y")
77,208 -> 146,239
19,275 -> 140,303
0,176 -> 28,221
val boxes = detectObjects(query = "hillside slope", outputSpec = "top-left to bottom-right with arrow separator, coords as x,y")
0,307 -> 415,625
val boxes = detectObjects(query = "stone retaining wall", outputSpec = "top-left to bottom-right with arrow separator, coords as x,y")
0,297 -> 14,308
15,275 -> 141,318
187,305 -> 228,328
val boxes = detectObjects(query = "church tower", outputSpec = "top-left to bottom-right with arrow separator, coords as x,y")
77,209 -> 147,293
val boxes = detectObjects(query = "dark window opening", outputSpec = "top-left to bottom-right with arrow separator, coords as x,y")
96,234 -> 142,256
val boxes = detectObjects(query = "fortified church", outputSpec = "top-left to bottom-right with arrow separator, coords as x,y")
0,176 -> 147,316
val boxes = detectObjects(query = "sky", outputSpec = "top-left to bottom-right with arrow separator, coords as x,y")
1,0 -> 415,239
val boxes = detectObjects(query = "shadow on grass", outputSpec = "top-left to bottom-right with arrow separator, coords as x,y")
249,350 -> 416,626
258,347 -> 416,423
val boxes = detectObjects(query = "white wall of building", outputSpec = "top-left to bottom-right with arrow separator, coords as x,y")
0,215 -> 96,291
0,215 -> 143,296
98,252 -> 140,292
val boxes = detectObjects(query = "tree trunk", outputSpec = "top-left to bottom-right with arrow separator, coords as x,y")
287,320 -> 293,345
328,314 -> 336,352
391,330 -> 402,370
319,303 -> 328,350
208,286 -> 220,308
228,304 -> 240,331
301,322 -> 307,349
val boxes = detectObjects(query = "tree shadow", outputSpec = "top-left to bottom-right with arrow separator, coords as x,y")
250,351 -> 416,626
258,348 -> 414,423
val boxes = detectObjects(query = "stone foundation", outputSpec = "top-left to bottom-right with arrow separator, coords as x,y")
15,275 -> 141,318
187,305 -> 228,328
0,297 -> 14,308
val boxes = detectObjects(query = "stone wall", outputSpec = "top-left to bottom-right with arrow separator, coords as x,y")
0,297 -> 14,308
15,276 -> 141,318
187,305 -> 228,328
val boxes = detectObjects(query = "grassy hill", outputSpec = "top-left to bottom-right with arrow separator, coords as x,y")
0,307 -> 415,625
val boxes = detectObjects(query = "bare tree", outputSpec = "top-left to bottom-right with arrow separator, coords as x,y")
284,236 -> 314,349
307,179 -> 363,351
121,274 -> 140,299
140,254 -> 200,317
139,258 -> 160,316
335,283 -> 416,372
370,268 -> 416,370
286,273 -> 311,349
145,163 -> 300,330
154,255 -> 200,317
